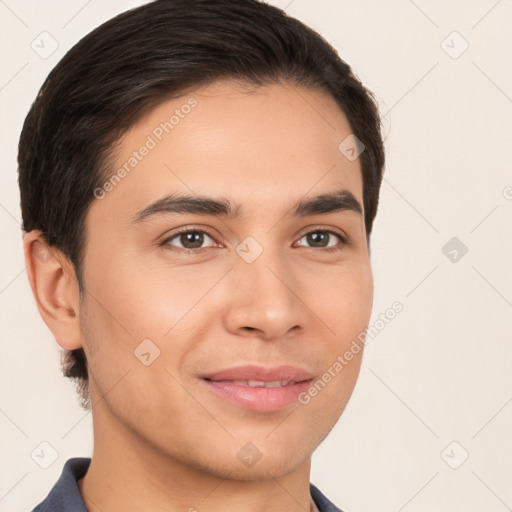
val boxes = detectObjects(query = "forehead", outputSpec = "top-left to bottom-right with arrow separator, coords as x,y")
92,81 -> 363,223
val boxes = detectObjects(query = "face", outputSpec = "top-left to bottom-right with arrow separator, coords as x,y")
80,81 -> 373,479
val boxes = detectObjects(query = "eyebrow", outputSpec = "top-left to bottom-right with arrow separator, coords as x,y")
131,188 -> 362,224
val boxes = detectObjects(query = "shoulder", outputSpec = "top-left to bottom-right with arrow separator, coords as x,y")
310,483 -> 346,512
31,457 -> 91,512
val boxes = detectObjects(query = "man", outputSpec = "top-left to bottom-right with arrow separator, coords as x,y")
19,1 -> 385,510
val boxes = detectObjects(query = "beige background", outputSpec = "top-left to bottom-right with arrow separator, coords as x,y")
1,1 -> 511,511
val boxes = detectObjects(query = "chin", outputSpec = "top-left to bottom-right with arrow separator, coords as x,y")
182,440 -> 312,482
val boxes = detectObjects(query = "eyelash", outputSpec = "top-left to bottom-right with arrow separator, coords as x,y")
160,226 -> 347,254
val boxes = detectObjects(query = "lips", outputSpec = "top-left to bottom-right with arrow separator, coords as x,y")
200,364 -> 315,412
201,364 -> 314,383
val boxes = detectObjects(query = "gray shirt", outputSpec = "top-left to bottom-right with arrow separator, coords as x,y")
31,458 -> 343,511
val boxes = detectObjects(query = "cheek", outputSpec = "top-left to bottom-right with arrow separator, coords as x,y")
82,246 -> 186,339
80,249 -> 226,393
299,259 -> 372,405
302,258 -> 373,344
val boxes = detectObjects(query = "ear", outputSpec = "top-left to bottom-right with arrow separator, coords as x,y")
23,230 -> 82,350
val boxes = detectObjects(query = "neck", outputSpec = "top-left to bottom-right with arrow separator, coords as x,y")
79,400 -> 316,512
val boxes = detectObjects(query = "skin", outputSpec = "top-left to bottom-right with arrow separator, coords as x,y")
23,81 -> 373,512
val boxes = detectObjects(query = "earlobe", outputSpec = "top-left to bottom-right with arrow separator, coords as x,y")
23,230 -> 83,351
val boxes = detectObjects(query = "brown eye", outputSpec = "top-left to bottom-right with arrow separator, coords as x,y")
164,230 -> 216,251
296,230 -> 345,250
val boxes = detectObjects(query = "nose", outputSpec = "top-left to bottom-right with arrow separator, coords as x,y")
223,246 -> 303,341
